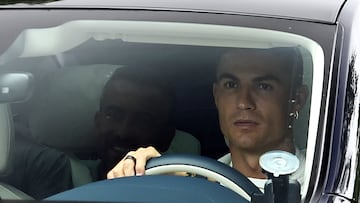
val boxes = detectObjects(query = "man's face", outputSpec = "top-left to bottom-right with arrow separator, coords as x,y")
213,50 -> 295,154
96,79 -> 172,169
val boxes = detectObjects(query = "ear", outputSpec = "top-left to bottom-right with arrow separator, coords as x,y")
294,84 -> 309,111
213,83 -> 219,108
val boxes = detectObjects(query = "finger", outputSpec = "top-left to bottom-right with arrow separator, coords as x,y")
107,169 -> 116,179
123,155 -> 136,176
135,147 -> 161,175
134,155 -> 146,176
107,161 -> 125,179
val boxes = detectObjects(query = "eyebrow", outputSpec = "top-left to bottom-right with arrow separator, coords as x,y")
216,73 -> 238,82
101,105 -> 124,112
253,74 -> 281,83
216,72 -> 281,84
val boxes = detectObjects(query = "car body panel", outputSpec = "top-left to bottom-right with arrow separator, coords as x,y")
322,0 -> 360,201
1,0 -> 345,24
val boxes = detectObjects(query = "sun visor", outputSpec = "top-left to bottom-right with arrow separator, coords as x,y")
0,20 -> 310,65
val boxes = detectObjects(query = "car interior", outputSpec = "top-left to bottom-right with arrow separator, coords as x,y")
0,20 -> 319,201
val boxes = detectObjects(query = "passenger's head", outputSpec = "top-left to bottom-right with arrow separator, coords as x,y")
213,47 -> 308,154
95,66 -> 175,170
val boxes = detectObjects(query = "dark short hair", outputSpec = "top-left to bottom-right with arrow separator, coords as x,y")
100,65 -> 175,124
267,47 -> 304,88
216,47 -> 304,88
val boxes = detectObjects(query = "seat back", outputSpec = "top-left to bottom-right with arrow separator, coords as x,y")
0,104 -> 13,177
0,183 -> 33,200
0,78 -> 34,200
0,72 -> 33,176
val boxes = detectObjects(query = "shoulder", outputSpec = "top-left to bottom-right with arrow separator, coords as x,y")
217,153 -> 231,166
290,148 -> 306,194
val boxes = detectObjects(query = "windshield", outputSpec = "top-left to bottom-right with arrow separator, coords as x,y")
0,18 -> 324,202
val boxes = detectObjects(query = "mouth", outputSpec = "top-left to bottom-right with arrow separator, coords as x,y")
105,145 -> 129,161
108,141 -> 136,154
233,119 -> 259,127
104,135 -> 139,154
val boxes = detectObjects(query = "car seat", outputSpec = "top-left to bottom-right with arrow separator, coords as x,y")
26,64 -> 201,187
0,94 -> 33,199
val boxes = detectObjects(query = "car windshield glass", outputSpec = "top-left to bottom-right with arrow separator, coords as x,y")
0,20 -> 323,201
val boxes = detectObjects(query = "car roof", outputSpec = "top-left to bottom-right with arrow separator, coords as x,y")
1,0 -> 345,24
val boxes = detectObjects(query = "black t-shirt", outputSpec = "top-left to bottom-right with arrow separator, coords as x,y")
1,132 -> 73,199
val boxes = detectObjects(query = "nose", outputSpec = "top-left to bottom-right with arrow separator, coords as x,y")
236,86 -> 255,110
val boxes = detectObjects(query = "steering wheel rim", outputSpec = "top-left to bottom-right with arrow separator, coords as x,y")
145,154 -> 263,201
46,154 -> 262,203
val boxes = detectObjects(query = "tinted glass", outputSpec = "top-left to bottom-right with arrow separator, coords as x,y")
0,19 -> 322,200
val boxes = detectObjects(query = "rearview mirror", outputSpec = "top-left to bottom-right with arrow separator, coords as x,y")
0,72 -> 34,103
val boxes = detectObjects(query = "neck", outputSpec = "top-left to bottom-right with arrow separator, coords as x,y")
229,138 -> 295,179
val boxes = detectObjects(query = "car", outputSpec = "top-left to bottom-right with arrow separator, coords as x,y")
0,0 -> 359,202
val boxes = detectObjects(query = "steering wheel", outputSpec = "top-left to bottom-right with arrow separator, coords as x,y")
47,154 -> 262,203
146,154 -> 263,201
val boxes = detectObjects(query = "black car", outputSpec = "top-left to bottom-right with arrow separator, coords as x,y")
0,0 -> 359,202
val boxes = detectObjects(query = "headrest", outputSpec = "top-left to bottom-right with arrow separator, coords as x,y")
0,104 -> 13,176
0,72 -> 33,176
28,64 -> 118,152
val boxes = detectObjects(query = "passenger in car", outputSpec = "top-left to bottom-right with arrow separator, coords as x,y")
93,66 -> 176,179
1,65 -> 179,199
106,47 -> 309,193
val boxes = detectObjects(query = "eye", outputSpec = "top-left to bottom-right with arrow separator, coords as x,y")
103,108 -> 125,121
104,114 -> 114,120
258,83 -> 273,91
136,114 -> 153,124
104,112 -> 116,121
223,80 -> 238,89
